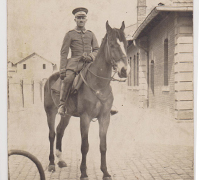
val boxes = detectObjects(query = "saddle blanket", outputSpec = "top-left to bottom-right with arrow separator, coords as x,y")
51,63 -> 92,94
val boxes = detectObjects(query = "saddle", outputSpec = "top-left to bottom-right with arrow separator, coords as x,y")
51,63 -> 92,94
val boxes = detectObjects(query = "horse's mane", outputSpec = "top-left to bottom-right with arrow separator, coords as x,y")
95,34 -> 108,59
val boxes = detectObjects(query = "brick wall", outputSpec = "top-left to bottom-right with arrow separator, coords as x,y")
138,47 -> 148,108
148,12 -> 176,116
137,0 -> 146,26
127,11 -> 193,120
127,45 -> 140,106
174,12 -> 193,120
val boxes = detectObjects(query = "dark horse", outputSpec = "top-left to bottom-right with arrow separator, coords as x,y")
44,21 -> 129,180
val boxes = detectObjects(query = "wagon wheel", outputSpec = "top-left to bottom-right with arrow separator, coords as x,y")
8,149 -> 46,180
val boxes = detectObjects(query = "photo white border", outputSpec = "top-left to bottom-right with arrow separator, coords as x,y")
0,0 -> 8,179
0,0 -> 199,179
194,0 -> 200,179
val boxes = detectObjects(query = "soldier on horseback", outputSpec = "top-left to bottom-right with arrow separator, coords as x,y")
58,7 -> 98,116
58,7 -> 118,116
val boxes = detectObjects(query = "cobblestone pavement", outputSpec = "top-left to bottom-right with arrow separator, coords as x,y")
8,103 -> 194,180
8,142 -> 194,180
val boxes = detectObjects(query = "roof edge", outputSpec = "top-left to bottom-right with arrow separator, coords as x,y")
156,6 -> 193,12
14,52 -> 55,65
132,6 -> 193,40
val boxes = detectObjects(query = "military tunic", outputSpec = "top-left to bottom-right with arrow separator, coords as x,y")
60,28 -> 99,73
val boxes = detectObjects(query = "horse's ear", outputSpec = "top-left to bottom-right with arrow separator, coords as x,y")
120,21 -> 125,31
106,21 -> 112,34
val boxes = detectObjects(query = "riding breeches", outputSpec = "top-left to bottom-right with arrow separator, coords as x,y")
59,70 -> 76,107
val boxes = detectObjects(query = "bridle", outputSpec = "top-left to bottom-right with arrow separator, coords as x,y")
80,33 -> 127,103
106,35 -> 118,70
85,34 -> 127,82
106,34 -> 127,70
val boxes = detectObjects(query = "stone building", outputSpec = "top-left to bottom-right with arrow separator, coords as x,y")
126,0 -> 193,120
8,52 -> 57,81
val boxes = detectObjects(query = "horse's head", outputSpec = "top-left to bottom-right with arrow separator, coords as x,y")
105,21 -> 130,78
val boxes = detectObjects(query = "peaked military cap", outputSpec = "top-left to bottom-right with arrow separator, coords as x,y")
72,7 -> 88,17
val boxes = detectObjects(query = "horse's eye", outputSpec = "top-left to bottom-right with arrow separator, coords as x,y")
110,44 -> 115,48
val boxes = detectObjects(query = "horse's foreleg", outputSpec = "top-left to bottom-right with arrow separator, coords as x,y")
99,114 -> 112,180
47,111 -> 57,172
56,114 -> 71,168
80,114 -> 91,180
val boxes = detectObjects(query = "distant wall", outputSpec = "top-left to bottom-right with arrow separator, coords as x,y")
16,55 -> 54,80
8,78 -> 46,111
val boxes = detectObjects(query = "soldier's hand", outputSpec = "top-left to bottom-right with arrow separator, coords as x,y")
83,56 -> 92,63
82,52 -> 92,63
60,71 -> 66,80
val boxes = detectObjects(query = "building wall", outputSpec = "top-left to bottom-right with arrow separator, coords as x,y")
8,62 -> 17,78
138,39 -> 148,108
16,55 -> 54,81
127,45 -> 140,106
174,12 -> 193,120
172,0 -> 193,6
148,12 -> 176,116
126,11 -> 193,120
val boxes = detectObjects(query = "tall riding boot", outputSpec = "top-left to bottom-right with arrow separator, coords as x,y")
58,82 -> 72,116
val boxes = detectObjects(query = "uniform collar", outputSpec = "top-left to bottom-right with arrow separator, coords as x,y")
74,27 -> 87,33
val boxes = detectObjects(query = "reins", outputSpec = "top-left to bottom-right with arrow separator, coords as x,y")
87,68 -> 115,81
87,68 -> 126,82
80,71 -> 113,104
86,34 -> 127,83
80,34 -> 126,104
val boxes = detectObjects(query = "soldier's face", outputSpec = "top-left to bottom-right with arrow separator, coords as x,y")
75,16 -> 87,27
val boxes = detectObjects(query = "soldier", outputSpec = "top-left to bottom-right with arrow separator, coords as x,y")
58,7 -> 118,116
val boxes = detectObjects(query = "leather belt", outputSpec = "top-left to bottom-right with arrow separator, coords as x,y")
71,51 -> 91,57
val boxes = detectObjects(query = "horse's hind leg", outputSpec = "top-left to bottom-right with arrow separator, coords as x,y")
80,113 -> 91,180
47,110 -> 57,172
99,114 -> 112,180
56,114 -> 71,168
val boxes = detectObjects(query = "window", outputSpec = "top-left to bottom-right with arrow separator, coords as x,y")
150,60 -> 154,94
128,57 -> 131,86
23,64 -> 26,69
137,53 -> 139,86
128,54 -> 139,87
134,54 -> 139,86
128,57 -> 133,86
134,55 -> 136,86
43,64 -> 46,69
164,39 -> 168,86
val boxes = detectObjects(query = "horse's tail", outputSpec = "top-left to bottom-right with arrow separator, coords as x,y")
44,72 -> 60,111
44,77 -> 51,94
44,72 -> 60,94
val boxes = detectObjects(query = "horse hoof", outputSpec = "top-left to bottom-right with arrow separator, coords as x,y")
57,160 -> 67,168
48,165 -> 55,172
103,177 -> 112,180
80,177 -> 89,180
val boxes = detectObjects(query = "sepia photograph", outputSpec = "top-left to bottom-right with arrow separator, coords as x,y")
6,0 -> 195,179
